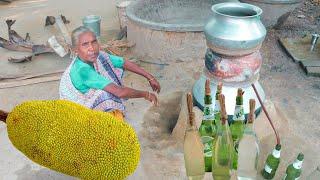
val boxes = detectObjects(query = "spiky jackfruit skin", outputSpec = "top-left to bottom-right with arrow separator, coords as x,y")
6,100 -> 140,179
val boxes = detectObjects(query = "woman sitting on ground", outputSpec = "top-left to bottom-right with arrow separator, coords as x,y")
59,26 -> 160,114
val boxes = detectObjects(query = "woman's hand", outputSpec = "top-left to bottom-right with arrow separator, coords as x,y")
104,84 -> 159,106
148,77 -> 161,93
144,91 -> 159,106
123,60 -> 161,93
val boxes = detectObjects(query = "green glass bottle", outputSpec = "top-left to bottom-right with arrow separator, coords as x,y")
199,79 -> 216,172
283,153 -> 304,180
261,144 -> 282,179
230,88 -> 245,169
212,94 -> 233,180
214,82 -> 222,129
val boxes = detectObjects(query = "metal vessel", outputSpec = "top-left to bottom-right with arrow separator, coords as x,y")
204,2 -> 266,56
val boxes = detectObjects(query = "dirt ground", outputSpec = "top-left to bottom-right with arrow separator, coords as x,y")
0,0 -> 319,180
260,0 -> 320,159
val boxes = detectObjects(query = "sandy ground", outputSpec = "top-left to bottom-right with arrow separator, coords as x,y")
0,0 -> 320,180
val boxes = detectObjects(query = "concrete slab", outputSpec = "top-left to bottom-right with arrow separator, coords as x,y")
300,60 -> 320,67
279,36 -> 320,63
305,66 -> 320,77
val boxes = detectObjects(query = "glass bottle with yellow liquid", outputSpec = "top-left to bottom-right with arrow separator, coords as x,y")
184,93 -> 205,180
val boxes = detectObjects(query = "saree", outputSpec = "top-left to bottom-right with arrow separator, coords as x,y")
59,51 -> 125,112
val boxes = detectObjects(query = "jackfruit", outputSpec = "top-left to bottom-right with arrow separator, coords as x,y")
1,100 -> 140,179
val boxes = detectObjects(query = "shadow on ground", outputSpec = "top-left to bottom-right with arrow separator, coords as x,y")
15,165 -> 74,180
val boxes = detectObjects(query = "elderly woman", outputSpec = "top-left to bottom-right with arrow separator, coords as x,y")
59,26 -> 160,113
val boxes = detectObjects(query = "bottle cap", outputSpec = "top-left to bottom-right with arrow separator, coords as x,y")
297,153 -> 304,161
217,82 -> 222,93
186,93 -> 194,126
205,79 -> 211,95
275,144 -> 281,150
187,93 -> 193,114
237,88 -> 244,97
219,94 -> 227,124
236,88 -> 244,105
248,99 -> 256,123
215,82 -> 223,100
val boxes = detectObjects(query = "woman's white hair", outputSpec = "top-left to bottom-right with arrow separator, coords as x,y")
71,26 -> 95,47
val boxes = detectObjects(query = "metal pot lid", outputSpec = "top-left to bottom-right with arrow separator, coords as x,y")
211,2 -> 263,19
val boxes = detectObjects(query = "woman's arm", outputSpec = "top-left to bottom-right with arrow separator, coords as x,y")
123,59 -> 161,93
123,59 -> 153,80
104,83 -> 158,105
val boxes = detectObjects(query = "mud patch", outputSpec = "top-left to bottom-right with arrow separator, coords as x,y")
141,91 -> 183,148
137,91 -> 186,179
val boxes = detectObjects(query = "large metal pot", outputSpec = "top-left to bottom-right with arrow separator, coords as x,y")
240,0 -> 303,27
204,2 -> 266,56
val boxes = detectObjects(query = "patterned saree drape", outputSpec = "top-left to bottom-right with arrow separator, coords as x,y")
59,51 -> 125,112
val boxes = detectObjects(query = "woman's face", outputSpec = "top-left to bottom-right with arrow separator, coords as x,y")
75,31 -> 100,63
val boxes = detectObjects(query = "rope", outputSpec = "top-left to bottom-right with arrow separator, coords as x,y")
252,83 -> 280,145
